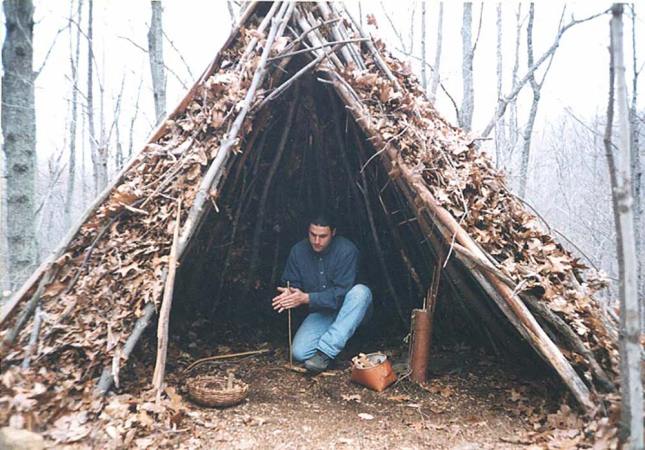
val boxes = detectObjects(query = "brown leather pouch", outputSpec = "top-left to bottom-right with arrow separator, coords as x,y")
350,353 -> 397,392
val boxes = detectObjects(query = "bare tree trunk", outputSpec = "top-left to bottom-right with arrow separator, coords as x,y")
508,4 -> 522,154
460,2 -> 474,130
96,21 -> 108,191
420,1 -> 427,90
607,5 -> 643,447
128,79 -> 143,161
628,5 -> 643,328
519,4 -> 549,198
148,0 -> 166,125
2,0 -> 37,289
86,0 -> 101,195
494,3 -> 505,167
115,112 -> 123,170
0,140 -> 6,293
408,1 -> 416,55
80,100 -> 88,207
429,2 -> 443,102
64,0 -> 83,231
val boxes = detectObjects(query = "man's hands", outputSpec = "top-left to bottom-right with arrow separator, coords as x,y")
272,286 -> 309,313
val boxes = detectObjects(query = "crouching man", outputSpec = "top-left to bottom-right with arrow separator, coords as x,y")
272,212 -> 372,373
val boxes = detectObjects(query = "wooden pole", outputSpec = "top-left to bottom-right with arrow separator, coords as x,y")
152,199 -> 182,400
287,281 -> 293,367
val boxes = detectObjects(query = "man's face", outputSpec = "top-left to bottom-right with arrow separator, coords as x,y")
308,224 -> 335,253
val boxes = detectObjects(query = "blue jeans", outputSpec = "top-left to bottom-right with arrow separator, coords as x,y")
292,284 -> 373,361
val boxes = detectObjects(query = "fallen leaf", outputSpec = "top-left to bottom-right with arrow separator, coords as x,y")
387,394 -> 411,402
341,394 -> 361,402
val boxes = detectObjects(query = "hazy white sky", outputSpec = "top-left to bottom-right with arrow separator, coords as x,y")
2,1 -> 644,165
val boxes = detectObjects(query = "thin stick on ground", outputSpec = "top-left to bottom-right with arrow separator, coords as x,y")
183,349 -> 271,373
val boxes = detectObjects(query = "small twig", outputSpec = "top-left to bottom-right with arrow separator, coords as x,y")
360,125 -> 410,173
161,29 -> 195,80
122,203 -> 149,215
183,349 -> 270,373
117,35 -> 189,89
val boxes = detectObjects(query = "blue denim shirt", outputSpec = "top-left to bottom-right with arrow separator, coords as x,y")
281,236 -> 359,312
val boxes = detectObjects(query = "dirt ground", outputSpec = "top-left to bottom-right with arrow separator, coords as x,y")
170,353 -> 554,449
96,324 -> 582,450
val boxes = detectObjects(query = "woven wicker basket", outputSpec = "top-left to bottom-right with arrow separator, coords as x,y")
186,375 -> 249,408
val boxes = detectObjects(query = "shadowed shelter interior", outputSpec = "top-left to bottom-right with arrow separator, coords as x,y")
170,71 -> 546,373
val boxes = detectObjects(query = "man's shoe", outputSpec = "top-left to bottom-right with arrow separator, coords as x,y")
304,351 -> 332,373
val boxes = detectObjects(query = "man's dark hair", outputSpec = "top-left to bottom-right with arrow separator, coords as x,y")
308,211 -> 336,230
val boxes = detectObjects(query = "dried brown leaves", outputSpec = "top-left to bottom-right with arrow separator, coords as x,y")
0,22 -> 263,435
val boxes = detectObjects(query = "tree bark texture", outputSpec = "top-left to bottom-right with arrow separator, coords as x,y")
0,136 -> 6,291
420,2 -> 427,90
1,0 -> 37,288
64,0 -> 83,231
494,3 -> 505,167
628,6 -> 643,329
429,2 -> 443,102
86,0 -> 106,194
460,3 -> 474,130
608,5 -> 643,447
148,0 -> 166,125
519,4 -> 540,199
508,4 -> 522,154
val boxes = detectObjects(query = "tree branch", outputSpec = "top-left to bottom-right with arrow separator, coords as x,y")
118,35 -> 189,90
480,8 -> 610,138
